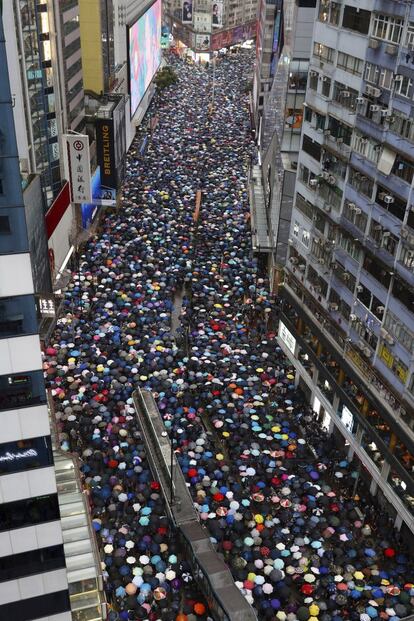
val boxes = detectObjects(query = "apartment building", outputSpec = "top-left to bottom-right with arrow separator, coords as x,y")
280,0 -> 414,536
0,11 -> 71,620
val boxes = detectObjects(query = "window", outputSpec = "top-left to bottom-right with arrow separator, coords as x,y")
321,76 -> 331,97
372,14 -> 403,44
309,72 -> 318,91
313,42 -> 335,64
363,254 -> 391,289
395,75 -> 414,99
364,63 -> 393,89
348,168 -> 374,198
400,245 -> 414,272
295,193 -> 314,220
0,216 -> 10,232
318,0 -> 340,25
0,494 -> 59,532
406,21 -> 414,48
299,164 -> 318,188
0,544 -> 65,582
343,201 -> 367,233
0,295 -> 38,338
301,230 -> 310,248
302,134 -> 321,162
384,311 -> 414,354
392,112 -> 414,142
342,6 -> 371,35
351,132 -> 381,165
328,116 -> 353,145
332,82 -> 359,111
393,277 -> 414,315
0,590 -> 70,621
304,105 -> 312,123
338,231 -> 361,262
392,155 -> 414,184
293,220 -> 300,237
337,52 -> 363,76
0,370 -> 46,412
375,185 -> 407,221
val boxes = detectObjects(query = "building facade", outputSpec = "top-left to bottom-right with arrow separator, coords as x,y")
251,0 -> 316,289
0,12 -> 71,620
163,0 -> 258,54
281,0 -> 414,536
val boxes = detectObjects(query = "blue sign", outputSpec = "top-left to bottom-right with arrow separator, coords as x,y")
81,167 -> 116,228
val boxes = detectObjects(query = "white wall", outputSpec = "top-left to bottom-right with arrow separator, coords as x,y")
48,203 -> 74,276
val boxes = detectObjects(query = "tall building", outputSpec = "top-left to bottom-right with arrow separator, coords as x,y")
251,0 -> 316,290
163,0 -> 258,54
280,0 -> 414,537
0,10 -> 71,620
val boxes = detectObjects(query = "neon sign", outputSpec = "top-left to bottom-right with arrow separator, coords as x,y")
0,449 -> 38,463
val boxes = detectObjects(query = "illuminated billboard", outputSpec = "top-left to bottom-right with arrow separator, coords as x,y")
128,0 -> 162,118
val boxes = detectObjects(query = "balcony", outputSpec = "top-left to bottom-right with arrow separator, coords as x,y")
323,133 -> 352,159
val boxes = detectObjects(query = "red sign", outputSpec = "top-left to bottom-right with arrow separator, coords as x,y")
45,181 -> 71,239
211,20 -> 257,51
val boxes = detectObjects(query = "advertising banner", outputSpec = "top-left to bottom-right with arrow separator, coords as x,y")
182,0 -> 193,23
65,134 -> 92,203
195,34 -> 210,51
96,118 -> 117,190
212,0 -> 223,27
211,20 -> 256,50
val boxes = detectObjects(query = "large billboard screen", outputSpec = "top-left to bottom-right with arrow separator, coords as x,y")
128,0 -> 162,118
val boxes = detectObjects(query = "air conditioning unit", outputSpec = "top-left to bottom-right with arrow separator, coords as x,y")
322,171 -> 331,180
354,207 -> 362,215
310,178 -> 318,187
356,97 -> 365,105
324,129 -> 331,136
381,109 -> 393,117
382,231 -> 390,238
298,264 -> 306,271
384,195 -> 395,204
374,224 -> 382,231
401,227 -> 409,239
310,70 -> 318,77
318,258 -> 326,265
322,204 -> 331,212
394,74 -> 403,82
341,91 -> 351,97
368,37 -> 380,49
370,105 -> 380,112
358,340 -> 365,350
356,284 -> 364,292
348,202 -> 356,210
377,306 -> 385,314
349,313 -> 357,321
331,262 -> 338,269
322,76 -> 330,82
336,138 -> 344,144
290,257 -> 299,264
363,347 -> 372,357
343,272 -> 351,280
385,334 -> 395,346
385,44 -> 398,56
329,303 -> 339,311
365,85 -> 381,98
328,175 -> 336,185
314,285 -> 321,292
380,327 -> 388,339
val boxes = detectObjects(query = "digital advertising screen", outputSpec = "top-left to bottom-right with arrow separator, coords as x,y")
128,0 -> 162,118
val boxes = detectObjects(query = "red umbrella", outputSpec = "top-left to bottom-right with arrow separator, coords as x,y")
384,547 -> 396,558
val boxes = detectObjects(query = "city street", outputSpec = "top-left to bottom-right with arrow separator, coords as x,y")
45,52 -> 414,621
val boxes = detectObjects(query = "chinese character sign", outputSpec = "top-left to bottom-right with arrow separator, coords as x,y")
65,134 -> 92,203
